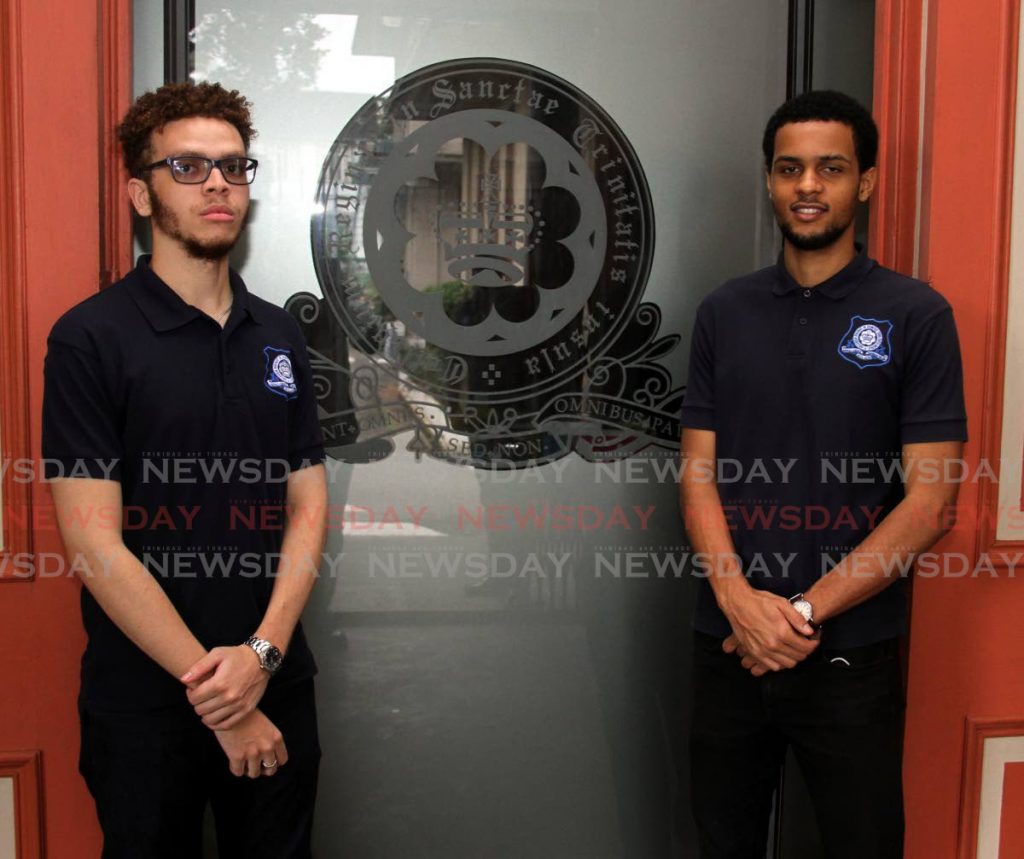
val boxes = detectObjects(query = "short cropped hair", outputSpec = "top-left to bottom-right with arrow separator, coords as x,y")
762,90 -> 878,172
118,81 -> 256,178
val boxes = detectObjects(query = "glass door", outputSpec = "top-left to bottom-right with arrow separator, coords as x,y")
132,2 -> 874,854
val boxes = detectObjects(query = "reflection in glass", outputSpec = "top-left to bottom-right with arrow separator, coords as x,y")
183,2 -> 799,855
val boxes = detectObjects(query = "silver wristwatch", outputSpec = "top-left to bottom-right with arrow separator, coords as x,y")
788,593 -> 820,632
244,635 -> 284,675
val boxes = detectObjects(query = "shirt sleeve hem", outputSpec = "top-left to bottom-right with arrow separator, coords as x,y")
900,419 -> 968,444
288,446 -> 327,472
679,407 -> 715,431
42,457 -> 122,481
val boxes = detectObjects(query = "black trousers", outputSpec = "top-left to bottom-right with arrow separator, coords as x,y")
79,679 -> 320,859
689,632 -> 905,859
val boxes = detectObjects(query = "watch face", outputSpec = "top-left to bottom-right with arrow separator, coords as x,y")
792,600 -> 813,622
264,645 -> 283,673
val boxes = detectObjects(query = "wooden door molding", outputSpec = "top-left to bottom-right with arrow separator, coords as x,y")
977,0 -> 1024,561
0,0 -> 133,854
958,717 -> 1024,859
896,0 -> 1024,855
99,0 -> 134,287
0,0 -> 34,574
0,0 -> 132,578
872,0 -> 1024,568
0,750 -> 44,858
869,0 -> 926,276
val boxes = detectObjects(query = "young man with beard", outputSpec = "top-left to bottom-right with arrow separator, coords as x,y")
679,91 -> 966,857
42,82 -> 327,857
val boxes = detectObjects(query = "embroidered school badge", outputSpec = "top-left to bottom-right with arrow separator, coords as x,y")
263,346 -> 298,399
837,316 -> 893,368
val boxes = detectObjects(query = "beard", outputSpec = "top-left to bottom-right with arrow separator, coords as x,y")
777,218 -> 850,251
148,185 -> 245,261
774,204 -> 856,251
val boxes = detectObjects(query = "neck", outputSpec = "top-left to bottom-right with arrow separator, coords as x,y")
149,234 -> 233,315
783,230 -> 858,287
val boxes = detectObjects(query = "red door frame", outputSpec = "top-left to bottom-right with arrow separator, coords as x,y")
0,0 -> 33,570
0,0 -> 131,855
873,1 -> 1024,857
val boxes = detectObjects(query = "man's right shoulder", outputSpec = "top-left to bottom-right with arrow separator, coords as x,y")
48,273 -> 140,351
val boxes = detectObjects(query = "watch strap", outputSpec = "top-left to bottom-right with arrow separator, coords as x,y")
244,635 -> 283,674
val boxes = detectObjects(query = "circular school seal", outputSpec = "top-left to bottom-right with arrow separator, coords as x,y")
272,354 -> 294,384
854,324 -> 883,350
310,58 -> 657,466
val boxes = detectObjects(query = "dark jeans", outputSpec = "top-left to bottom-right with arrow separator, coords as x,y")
79,679 -> 320,859
689,632 -> 905,859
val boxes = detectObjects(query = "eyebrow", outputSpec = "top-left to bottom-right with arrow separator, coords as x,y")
172,150 -> 248,159
774,154 -> 853,166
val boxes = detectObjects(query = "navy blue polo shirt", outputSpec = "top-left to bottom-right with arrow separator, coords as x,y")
680,251 -> 967,647
43,256 -> 325,717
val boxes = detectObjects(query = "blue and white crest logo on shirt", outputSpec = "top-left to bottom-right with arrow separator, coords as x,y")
263,346 -> 298,399
837,316 -> 893,369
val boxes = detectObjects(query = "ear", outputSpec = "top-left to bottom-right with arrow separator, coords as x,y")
857,166 -> 878,203
765,170 -> 773,199
127,177 -> 153,217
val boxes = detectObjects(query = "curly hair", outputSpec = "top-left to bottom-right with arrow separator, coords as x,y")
118,81 -> 256,178
762,90 -> 878,172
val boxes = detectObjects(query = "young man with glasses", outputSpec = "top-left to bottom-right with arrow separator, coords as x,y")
43,82 -> 327,857
679,91 -> 966,857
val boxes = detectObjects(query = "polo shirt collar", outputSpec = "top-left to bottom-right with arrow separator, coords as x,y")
126,255 -> 265,331
227,268 -> 266,327
772,247 -> 875,300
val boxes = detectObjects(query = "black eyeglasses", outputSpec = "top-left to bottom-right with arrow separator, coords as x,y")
140,156 -> 259,185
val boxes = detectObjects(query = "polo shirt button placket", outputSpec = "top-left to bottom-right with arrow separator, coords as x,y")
217,330 -> 230,398
798,288 -> 812,327
787,288 -> 814,356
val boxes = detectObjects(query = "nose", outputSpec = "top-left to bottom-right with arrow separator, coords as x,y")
202,163 -> 230,192
796,168 -> 823,196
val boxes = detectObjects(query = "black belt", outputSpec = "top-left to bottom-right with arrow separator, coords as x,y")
815,636 -> 899,663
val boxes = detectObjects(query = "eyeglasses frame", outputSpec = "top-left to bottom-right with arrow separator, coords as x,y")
139,155 -> 259,185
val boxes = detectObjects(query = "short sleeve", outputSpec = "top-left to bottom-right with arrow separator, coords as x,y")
900,306 -> 968,443
42,338 -> 123,480
680,298 -> 716,430
287,333 -> 326,472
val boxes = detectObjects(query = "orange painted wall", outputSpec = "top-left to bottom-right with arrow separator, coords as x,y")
0,0 -> 116,853
897,0 -> 1024,857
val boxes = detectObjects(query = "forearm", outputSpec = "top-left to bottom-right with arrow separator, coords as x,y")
806,491 -> 955,623
680,431 -> 817,669
681,474 -> 751,614
180,518 -> 323,730
254,498 -> 326,652
179,484 -> 325,729
73,543 -> 207,677
682,473 -> 818,668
